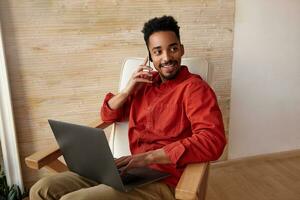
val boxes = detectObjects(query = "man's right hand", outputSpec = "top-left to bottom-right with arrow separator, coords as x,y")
122,56 -> 153,96
107,57 -> 153,110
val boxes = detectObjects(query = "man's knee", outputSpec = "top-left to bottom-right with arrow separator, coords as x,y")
59,191 -> 83,200
60,184 -> 122,200
30,176 -> 61,200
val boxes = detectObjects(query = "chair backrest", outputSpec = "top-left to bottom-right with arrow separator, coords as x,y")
109,57 -> 209,157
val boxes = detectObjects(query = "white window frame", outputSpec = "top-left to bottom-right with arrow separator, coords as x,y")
0,22 -> 23,191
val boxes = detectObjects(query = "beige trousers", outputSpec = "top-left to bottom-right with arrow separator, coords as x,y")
30,171 -> 176,200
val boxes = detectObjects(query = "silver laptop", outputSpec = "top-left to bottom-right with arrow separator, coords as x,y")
48,119 -> 170,192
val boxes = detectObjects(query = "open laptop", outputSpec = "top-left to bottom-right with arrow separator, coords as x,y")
48,119 -> 170,192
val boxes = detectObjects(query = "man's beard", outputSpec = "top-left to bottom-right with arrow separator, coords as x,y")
159,60 -> 180,80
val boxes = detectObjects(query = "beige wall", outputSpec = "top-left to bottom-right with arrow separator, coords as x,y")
229,0 -> 300,159
0,0 -> 234,187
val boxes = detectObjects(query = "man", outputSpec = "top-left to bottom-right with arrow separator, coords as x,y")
30,15 -> 226,200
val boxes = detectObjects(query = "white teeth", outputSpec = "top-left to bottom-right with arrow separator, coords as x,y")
162,64 -> 174,68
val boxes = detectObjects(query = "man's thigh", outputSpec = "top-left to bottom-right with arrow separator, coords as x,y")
61,182 -> 175,200
30,171 -> 97,200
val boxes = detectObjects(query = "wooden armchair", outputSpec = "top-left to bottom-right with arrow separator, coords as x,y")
25,58 -> 211,200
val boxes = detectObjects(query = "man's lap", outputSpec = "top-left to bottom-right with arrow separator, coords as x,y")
30,171 -> 175,200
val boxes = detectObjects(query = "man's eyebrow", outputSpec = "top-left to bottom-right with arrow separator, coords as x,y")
169,43 -> 178,47
151,46 -> 161,51
151,43 -> 179,51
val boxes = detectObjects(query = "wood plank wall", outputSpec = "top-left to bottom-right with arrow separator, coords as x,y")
0,0 -> 235,187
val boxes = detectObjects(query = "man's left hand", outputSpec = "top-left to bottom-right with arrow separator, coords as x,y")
114,149 -> 171,173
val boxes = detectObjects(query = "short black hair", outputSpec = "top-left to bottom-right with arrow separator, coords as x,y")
141,15 -> 181,46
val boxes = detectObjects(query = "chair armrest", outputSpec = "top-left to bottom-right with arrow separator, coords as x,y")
89,119 -> 113,129
25,145 -> 62,170
175,162 -> 209,200
25,119 -> 113,170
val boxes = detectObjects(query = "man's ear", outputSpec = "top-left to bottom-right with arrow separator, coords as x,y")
181,44 -> 185,56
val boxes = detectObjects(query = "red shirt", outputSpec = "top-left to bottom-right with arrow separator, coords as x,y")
101,66 -> 226,187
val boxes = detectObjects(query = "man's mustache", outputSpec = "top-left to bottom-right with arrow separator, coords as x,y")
159,60 -> 177,67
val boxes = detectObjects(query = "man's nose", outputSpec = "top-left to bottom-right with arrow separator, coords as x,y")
162,51 -> 171,62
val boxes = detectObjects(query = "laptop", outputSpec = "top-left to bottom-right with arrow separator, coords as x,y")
48,119 -> 170,192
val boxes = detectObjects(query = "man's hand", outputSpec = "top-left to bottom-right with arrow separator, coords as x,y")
115,152 -> 151,173
122,56 -> 153,96
107,57 -> 153,110
115,149 -> 171,173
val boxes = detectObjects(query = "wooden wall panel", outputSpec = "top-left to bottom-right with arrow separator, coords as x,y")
0,0 -> 235,187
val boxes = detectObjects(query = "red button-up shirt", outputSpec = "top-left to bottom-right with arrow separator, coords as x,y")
101,66 -> 226,187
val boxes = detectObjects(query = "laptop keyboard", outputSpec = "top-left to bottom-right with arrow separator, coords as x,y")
118,170 -> 140,184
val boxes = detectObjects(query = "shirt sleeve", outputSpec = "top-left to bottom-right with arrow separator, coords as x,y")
163,81 -> 226,166
100,92 -> 132,123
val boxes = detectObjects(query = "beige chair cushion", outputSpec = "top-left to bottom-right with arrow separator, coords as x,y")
109,58 -> 209,157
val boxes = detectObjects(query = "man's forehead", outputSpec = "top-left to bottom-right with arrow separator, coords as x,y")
148,31 -> 180,49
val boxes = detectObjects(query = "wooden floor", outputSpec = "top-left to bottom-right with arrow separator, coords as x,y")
206,150 -> 300,200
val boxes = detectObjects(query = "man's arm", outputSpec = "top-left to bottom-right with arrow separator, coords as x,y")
162,82 -> 226,166
101,57 -> 153,122
107,91 -> 130,110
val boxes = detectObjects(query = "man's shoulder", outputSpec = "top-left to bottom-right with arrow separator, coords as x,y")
182,73 -> 209,88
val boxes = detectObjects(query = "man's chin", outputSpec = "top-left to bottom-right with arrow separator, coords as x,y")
161,71 -> 179,80
157,65 -> 181,81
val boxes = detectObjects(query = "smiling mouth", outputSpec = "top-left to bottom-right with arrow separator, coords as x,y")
162,63 -> 175,68
160,61 -> 177,68
160,62 -> 177,74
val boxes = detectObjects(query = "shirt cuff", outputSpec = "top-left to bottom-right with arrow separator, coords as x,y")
163,141 -> 186,165
100,93 -> 122,122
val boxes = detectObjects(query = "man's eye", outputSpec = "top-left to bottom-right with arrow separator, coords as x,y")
170,47 -> 178,52
153,50 -> 161,55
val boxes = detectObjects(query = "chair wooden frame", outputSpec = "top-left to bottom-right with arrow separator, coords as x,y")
25,118 -> 209,200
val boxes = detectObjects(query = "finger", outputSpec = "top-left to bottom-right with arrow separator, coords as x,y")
116,160 -> 129,168
134,78 -> 153,84
115,157 -> 129,167
116,157 -> 132,168
136,65 -> 153,73
133,71 -> 153,78
115,156 -> 128,163
115,156 -> 130,167
121,160 -> 134,174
